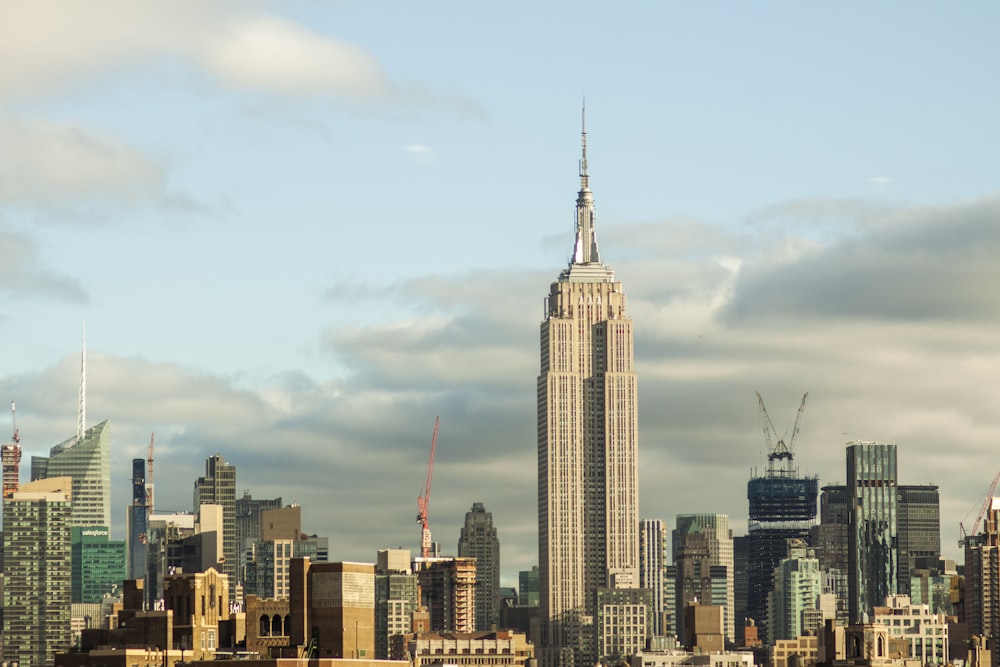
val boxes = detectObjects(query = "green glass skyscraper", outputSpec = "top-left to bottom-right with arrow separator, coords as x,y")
847,441 -> 898,623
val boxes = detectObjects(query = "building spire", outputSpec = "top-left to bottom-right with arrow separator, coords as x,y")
579,101 -> 589,191
571,101 -> 601,265
78,318 -> 86,442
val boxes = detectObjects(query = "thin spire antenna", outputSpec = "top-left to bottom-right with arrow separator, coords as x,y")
579,100 -> 589,190
78,318 -> 86,441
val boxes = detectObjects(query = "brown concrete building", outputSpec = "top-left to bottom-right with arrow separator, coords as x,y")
262,505 -> 302,540
682,602 -> 724,654
164,566 -> 230,658
772,635 -> 818,667
290,559 -> 375,659
247,595 -> 293,658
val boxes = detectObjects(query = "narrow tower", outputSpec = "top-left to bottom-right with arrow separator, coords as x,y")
537,110 -> 639,667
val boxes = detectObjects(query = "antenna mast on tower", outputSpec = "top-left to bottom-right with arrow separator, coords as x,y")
78,318 -> 86,442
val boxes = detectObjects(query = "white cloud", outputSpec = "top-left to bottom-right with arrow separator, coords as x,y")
5,194 -> 997,578
0,1 -> 395,101
0,230 -> 88,301
0,115 -> 164,206
403,144 -> 435,163
203,15 -> 390,98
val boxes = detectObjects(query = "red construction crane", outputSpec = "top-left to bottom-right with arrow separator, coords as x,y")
960,468 -> 1000,547
416,416 -> 440,559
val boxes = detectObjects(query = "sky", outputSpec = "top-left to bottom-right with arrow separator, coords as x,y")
1,1 -> 999,587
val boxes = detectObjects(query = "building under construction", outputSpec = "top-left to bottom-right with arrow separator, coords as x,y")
2,401 -> 22,498
745,392 -> 818,644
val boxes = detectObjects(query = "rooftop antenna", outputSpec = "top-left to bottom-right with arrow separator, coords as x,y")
78,318 -> 86,442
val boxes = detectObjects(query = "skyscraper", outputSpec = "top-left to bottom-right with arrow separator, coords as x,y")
31,420 -> 111,527
457,501 -> 501,631
2,477 -> 74,667
896,484 -> 941,595
537,112 -> 639,667
847,441 -> 898,623
639,519 -> 668,636
673,514 -> 735,644
127,457 -> 148,580
194,454 -> 237,598
964,497 -> 1000,662
30,324 -> 111,529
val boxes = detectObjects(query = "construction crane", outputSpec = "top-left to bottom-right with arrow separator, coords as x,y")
10,400 -> 19,444
147,433 -> 155,512
416,416 -> 440,559
756,391 -> 808,475
959,469 -> 1000,547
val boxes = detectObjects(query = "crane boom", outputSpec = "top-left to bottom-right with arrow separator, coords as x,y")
147,433 -> 155,512
10,400 -> 19,444
416,417 -> 440,559
787,392 -> 809,452
960,469 -> 1000,546
757,391 -> 808,476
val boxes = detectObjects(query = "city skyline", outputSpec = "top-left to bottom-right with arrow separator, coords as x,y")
1,2 -> 1000,587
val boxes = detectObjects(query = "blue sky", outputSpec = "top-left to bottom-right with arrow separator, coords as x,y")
2,1 -> 999,584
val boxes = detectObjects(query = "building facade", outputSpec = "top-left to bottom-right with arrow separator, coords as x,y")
457,502 -> 501,631
127,457 -> 149,580
375,550 -> 419,659
767,539 -> 822,643
640,519 -> 668,637
594,587 -> 653,665
897,485 -> 941,596
31,420 -> 111,527
673,514 -> 734,644
964,498 -> 1000,662
846,442 -> 898,623
71,525 -> 127,603
537,114 -> 639,667
193,454 -> 237,599
873,594 -> 949,666
2,477 -> 74,667
417,557 -> 477,633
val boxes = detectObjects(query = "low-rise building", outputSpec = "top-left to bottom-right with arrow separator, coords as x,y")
395,630 -> 533,667
872,595 -> 948,666
772,635 -> 818,667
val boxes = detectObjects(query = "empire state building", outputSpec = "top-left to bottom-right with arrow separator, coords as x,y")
537,115 -> 639,667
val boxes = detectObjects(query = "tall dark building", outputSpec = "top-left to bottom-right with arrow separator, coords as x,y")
745,393 -> 817,641
847,441 -> 897,623
897,485 -> 941,595
126,457 -> 148,580
733,535 -> 748,646
810,484 -> 849,623
457,501 -> 500,631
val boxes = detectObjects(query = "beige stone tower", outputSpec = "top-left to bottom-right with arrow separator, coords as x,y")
537,111 -> 639,667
